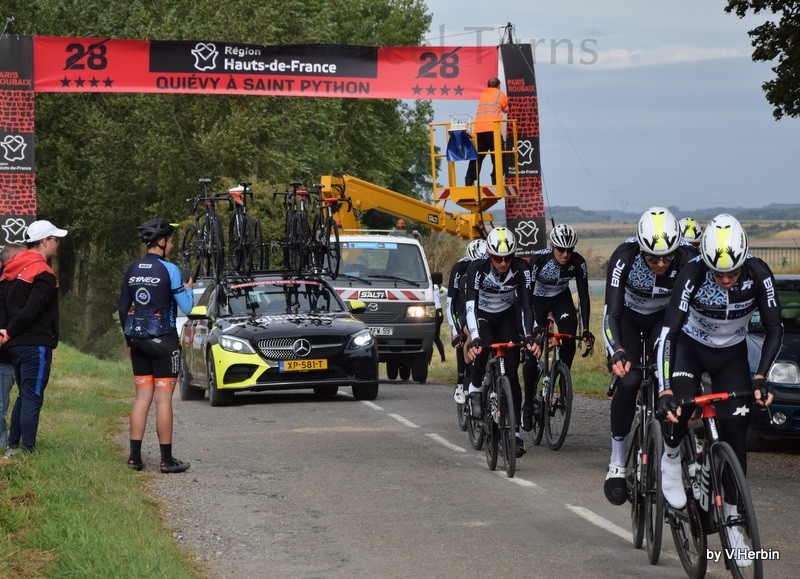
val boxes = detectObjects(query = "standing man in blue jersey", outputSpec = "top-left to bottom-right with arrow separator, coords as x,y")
0,220 -> 68,458
119,219 -> 194,473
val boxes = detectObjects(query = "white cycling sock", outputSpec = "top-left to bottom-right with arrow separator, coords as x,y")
661,442 -> 686,510
610,434 -> 628,466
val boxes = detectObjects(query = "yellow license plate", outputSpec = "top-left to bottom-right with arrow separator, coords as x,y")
280,359 -> 328,372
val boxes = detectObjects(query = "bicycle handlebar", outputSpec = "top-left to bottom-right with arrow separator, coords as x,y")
676,389 -> 753,409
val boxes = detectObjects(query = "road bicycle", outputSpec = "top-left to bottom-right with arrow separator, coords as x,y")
663,388 -> 763,579
622,359 -> 664,565
478,341 -> 520,478
181,178 -> 226,281
226,182 -> 264,273
528,313 -> 578,451
309,187 -> 350,280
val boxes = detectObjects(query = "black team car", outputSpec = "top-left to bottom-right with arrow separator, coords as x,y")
179,273 -> 379,406
746,274 -> 800,450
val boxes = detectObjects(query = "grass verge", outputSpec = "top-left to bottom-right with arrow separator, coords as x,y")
0,344 -> 198,578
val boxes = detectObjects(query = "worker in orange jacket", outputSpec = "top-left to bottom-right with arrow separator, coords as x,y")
465,77 -> 508,187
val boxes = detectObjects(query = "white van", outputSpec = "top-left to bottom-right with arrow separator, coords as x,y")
328,233 -> 436,383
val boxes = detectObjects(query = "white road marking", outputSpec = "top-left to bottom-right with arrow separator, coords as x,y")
388,414 -> 420,428
499,472 -> 540,489
426,433 -> 467,453
360,401 -> 383,411
564,504 -> 630,541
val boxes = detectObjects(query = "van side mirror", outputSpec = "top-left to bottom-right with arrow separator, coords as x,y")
187,305 -> 208,320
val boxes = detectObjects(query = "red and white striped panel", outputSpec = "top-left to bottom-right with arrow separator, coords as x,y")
335,288 -> 426,301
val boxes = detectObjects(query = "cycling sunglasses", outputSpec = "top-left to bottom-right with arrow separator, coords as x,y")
553,246 -> 574,254
643,253 -> 675,265
712,268 -> 742,281
490,255 -> 513,263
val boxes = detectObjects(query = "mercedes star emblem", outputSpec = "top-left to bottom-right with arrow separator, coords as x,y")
292,338 -> 312,358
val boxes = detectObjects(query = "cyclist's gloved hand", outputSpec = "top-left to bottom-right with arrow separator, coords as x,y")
582,329 -> 595,347
752,376 -> 773,404
451,334 -> 465,348
657,393 -> 679,422
608,349 -> 630,376
523,333 -> 536,348
468,338 -> 482,352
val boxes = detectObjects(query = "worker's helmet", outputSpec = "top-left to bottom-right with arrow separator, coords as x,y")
466,239 -> 487,260
549,224 -> 578,250
138,218 -> 176,245
485,227 -> 517,257
679,217 -> 702,245
700,214 -> 748,273
636,207 -> 680,256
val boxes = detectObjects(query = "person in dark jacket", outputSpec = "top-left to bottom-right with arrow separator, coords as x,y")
0,242 -> 26,451
119,218 -> 194,473
0,220 -> 67,457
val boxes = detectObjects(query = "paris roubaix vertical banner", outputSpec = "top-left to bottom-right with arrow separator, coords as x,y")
0,35 -> 36,244
501,43 -> 545,256
32,37 -> 498,99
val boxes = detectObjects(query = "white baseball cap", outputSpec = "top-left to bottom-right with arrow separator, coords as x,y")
25,220 -> 69,243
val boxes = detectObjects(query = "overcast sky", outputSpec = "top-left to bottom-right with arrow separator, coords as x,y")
423,0 -> 800,214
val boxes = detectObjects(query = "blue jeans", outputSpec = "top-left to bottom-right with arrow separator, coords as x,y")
0,363 -> 13,449
8,346 -> 52,452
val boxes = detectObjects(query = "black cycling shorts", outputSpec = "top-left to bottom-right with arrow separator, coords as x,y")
130,332 -> 181,379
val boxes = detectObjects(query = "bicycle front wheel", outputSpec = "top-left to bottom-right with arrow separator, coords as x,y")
484,373 -> 499,471
249,216 -> 264,271
713,441 -> 762,579
544,362 -> 572,450
180,224 -> 201,280
467,411 -> 485,450
497,376 -> 517,478
323,217 -> 341,279
456,398 -> 468,431
208,216 -> 225,281
626,418 -> 645,549
644,419 -> 664,565
228,212 -> 247,272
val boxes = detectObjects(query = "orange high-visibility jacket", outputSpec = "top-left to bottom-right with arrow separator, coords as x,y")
473,86 -> 508,134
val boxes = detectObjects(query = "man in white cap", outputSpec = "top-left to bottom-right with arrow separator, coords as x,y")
0,219 -> 68,457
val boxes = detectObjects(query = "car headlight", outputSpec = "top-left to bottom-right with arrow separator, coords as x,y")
767,360 -> 800,384
218,335 -> 256,355
347,329 -> 374,350
406,305 -> 436,319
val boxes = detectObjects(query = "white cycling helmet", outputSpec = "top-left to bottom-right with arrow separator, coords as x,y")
466,239 -> 487,260
549,223 -> 578,249
700,214 -> 748,273
679,217 -> 702,245
486,227 -> 517,257
637,207 -> 681,256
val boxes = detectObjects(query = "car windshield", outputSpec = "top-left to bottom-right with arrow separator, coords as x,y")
750,279 -> 800,333
220,279 -> 344,316
339,241 -> 428,283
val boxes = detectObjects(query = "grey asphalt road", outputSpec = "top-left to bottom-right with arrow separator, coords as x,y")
146,379 -> 800,578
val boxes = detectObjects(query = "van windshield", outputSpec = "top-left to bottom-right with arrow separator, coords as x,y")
339,241 -> 428,284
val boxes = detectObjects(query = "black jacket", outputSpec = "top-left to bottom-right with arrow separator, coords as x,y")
0,250 -> 60,349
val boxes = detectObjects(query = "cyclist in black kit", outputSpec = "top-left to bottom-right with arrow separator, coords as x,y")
602,207 -> 699,505
449,238 -> 486,403
463,227 -> 539,458
119,219 -> 195,473
521,223 -> 594,431
657,215 -> 779,560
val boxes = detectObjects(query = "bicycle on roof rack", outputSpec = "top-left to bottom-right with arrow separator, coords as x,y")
272,182 -> 347,280
181,178 -> 227,282
226,182 -> 265,274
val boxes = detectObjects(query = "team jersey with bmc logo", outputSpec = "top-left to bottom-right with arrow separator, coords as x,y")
603,239 -> 698,352
463,256 -> 534,341
657,254 -> 783,391
528,248 -> 591,328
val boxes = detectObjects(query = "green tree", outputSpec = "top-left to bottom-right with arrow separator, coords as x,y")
725,0 -> 800,119
6,0 -> 433,356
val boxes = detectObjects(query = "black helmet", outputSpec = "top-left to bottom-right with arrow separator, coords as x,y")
138,218 -> 176,244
